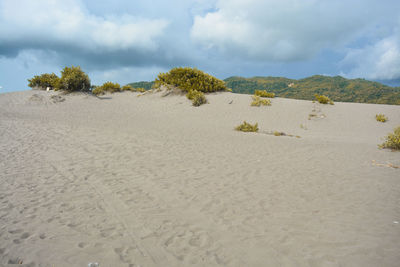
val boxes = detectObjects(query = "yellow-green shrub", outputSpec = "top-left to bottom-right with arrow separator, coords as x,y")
121,85 -> 146,93
58,66 -> 91,92
255,90 -> 275,98
92,81 -> 121,95
376,114 -> 388,122
28,73 -> 60,89
380,126 -> 400,150
155,67 -> 227,93
251,95 -> 271,106
315,94 -> 334,105
122,85 -> 134,91
187,90 -> 207,106
235,121 -> 259,132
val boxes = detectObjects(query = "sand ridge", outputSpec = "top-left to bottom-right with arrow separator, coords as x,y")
0,90 -> 399,266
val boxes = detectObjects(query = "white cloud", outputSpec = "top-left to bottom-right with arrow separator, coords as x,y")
191,0 -> 396,62
341,32 -> 400,80
0,0 -> 168,53
90,65 -> 166,86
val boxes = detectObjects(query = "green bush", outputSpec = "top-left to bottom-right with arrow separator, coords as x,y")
92,81 -> 121,95
58,66 -> 91,92
155,67 -> 227,93
380,126 -> 400,150
121,85 -> 134,91
315,94 -> 334,105
255,90 -> 275,98
235,121 -> 259,132
376,114 -> 388,122
135,87 -> 146,93
28,73 -> 60,89
121,85 -> 146,92
187,90 -> 207,106
251,95 -> 271,106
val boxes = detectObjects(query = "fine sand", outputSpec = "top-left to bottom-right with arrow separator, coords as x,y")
0,89 -> 399,267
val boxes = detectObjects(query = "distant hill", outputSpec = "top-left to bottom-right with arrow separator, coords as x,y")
224,75 -> 400,105
128,75 -> 400,105
127,81 -> 154,90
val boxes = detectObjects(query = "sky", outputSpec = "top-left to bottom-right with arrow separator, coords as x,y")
1,0 -> 400,93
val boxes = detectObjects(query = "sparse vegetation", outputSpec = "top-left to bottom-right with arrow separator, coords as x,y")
255,90 -> 275,98
375,114 -> 388,122
28,73 -> 60,90
155,67 -> 227,93
92,82 -> 121,95
235,121 -> 259,132
315,94 -> 334,105
379,126 -> 400,150
186,90 -> 207,106
251,95 -> 271,106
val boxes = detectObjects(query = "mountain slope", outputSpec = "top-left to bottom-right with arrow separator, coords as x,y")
128,75 -> 400,105
224,75 -> 400,105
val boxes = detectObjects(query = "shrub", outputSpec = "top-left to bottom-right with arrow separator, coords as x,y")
255,90 -> 275,98
58,66 -> 91,92
379,126 -> 400,150
315,94 -> 334,105
121,85 -> 146,92
376,114 -> 388,122
155,67 -> 227,93
92,81 -> 121,95
121,85 -> 134,91
135,87 -> 146,93
235,121 -> 259,132
251,95 -> 271,106
187,90 -> 207,106
28,73 -> 60,89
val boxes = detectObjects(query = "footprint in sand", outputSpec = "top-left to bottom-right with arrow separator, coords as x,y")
8,229 -> 23,234
20,232 -> 30,239
78,242 -> 88,248
164,227 -> 212,262
113,246 -> 136,265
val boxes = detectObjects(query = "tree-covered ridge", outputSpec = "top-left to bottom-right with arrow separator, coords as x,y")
224,75 -> 400,105
126,81 -> 155,90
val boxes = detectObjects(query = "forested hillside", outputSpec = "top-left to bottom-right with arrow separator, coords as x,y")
128,75 -> 400,105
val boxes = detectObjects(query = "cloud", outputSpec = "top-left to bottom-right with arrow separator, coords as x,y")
191,0 -> 399,62
0,0 -> 170,67
341,30 -> 400,80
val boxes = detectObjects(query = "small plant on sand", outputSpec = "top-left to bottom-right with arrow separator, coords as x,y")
235,121 -> 259,132
155,67 -> 227,93
28,73 -> 60,90
251,95 -> 271,106
92,82 -> 121,95
375,114 -> 388,122
187,90 -> 207,106
255,90 -> 275,98
315,94 -> 334,105
273,131 -> 285,136
379,126 -> 400,150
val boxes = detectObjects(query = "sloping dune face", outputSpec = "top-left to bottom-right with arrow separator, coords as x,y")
1,90 -> 399,267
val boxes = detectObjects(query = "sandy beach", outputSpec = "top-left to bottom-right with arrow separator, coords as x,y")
0,89 -> 399,266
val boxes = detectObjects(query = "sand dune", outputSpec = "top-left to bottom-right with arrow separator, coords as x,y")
0,90 -> 399,266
